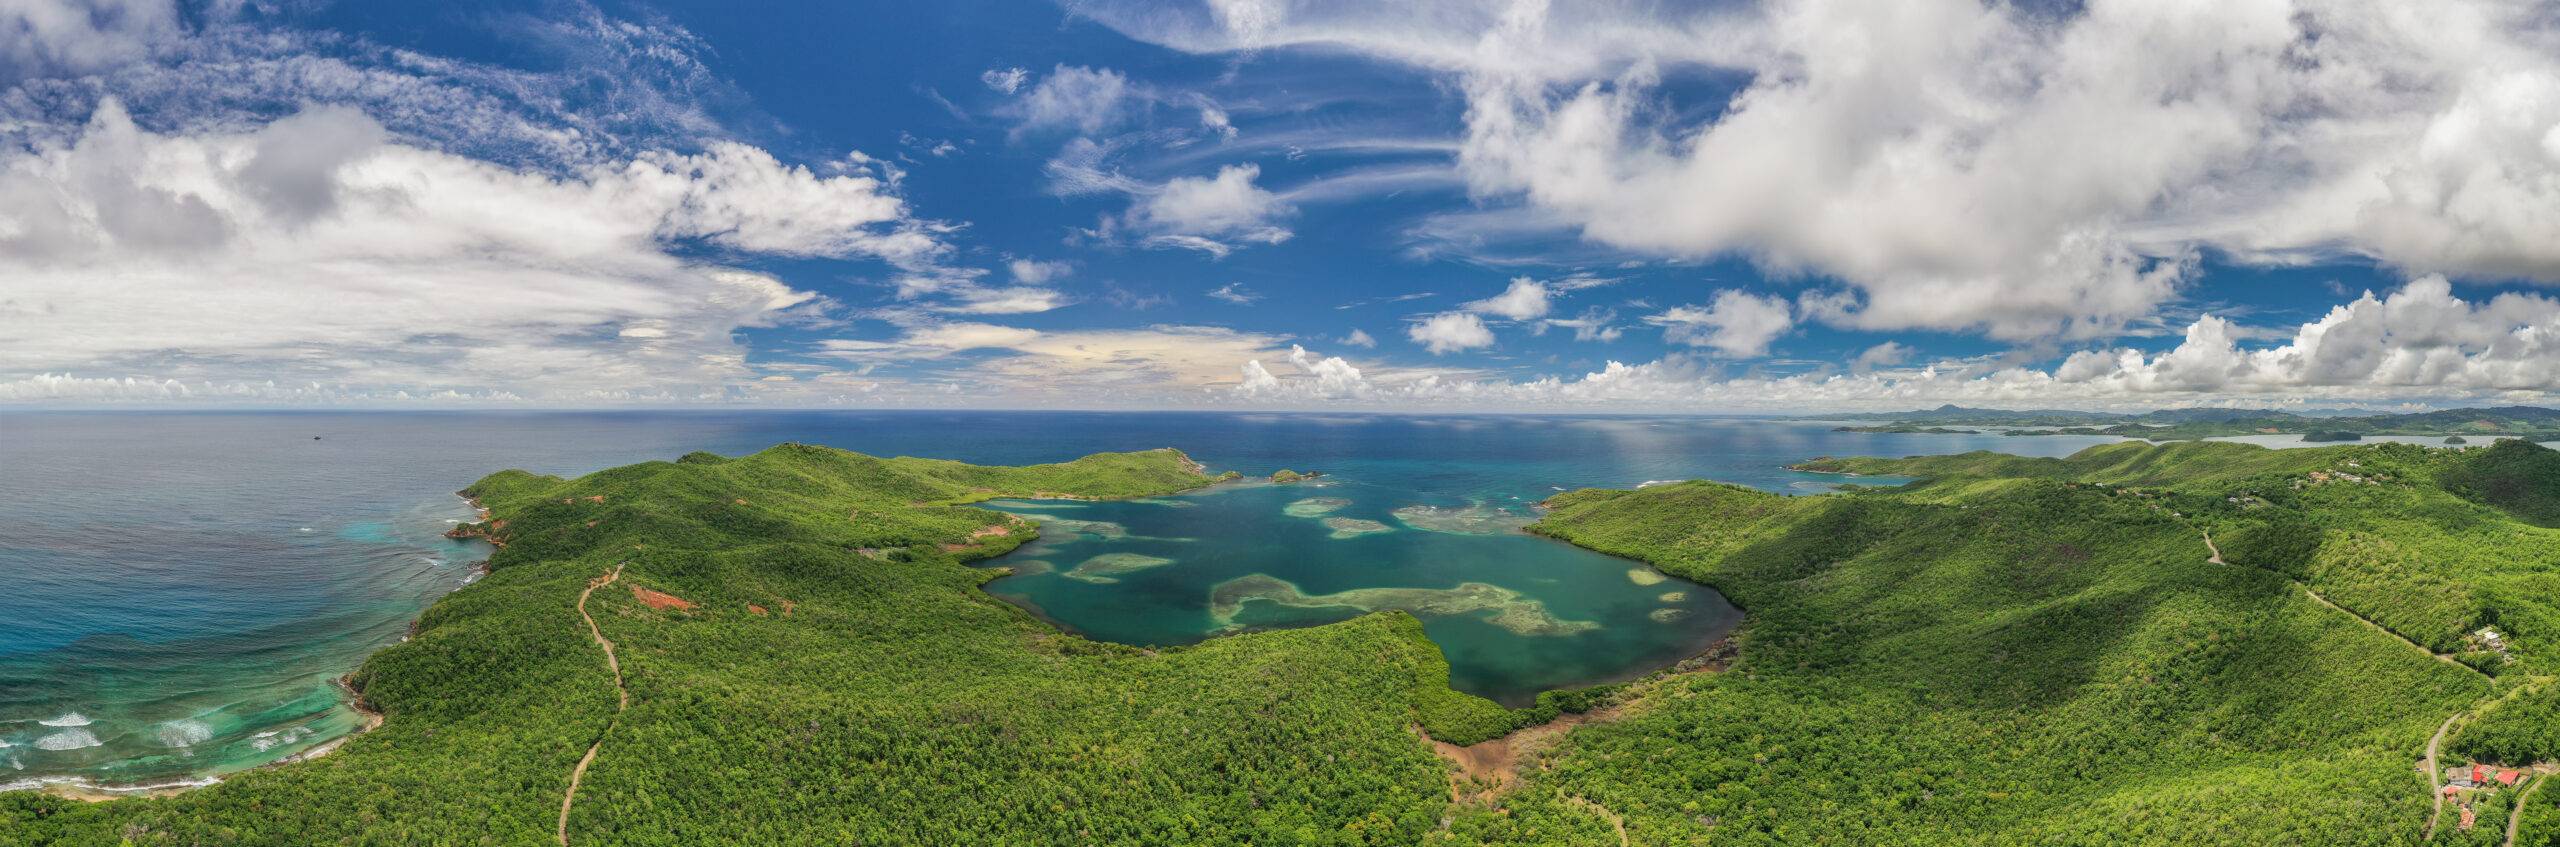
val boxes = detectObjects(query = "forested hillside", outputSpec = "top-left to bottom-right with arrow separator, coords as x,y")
1472,440 -> 2560,845
9,440 -> 2560,845
0,444 -> 1504,845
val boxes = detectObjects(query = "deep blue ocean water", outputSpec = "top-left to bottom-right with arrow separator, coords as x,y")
0,410 -> 2128,792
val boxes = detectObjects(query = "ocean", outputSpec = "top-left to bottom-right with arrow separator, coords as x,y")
0,410 -> 2128,792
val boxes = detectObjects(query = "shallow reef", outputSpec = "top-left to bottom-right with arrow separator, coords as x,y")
1283,497 -> 1353,518
1062,553 -> 1177,584
1390,503 -> 1534,535
1207,573 -> 1598,637
1320,517 -> 1393,538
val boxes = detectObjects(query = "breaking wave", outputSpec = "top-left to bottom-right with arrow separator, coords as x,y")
35,729 -> 103,751
156,719 -> 214,748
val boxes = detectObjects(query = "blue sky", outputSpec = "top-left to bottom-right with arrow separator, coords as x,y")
7,0 -> 2560,411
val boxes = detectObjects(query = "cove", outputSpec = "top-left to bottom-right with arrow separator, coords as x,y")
978,475 -> 1743,706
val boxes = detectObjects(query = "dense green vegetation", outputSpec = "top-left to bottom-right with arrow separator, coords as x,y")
1459,440 -> 2560,845
12,438 -> 2560,845
2441,438 -> 2560,527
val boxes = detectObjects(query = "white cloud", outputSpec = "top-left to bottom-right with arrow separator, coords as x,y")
1007,258 -> 1073,285
637,144 -> 935,261
1126,163 -> 1295,254
1646,291 -> 1794,357
0,100 -> 939,399
0,0 -> 180,82
1206,282 -> 1260,304
980,66 -> 1028,94
1010,65 -> 1135,136
1341,328 -> 1377,348
1198,100 -> 1237,140
2053,276 -> 2560,394
1408,311 -> 1494,354
1851,341 -> 1914,374
1541,307 -> 1622,342
1238,344 -> 1370,400
947,287 -> 1074,315
899,322 -> 1047,351
1464,276 -> 1551,320
1083,0 -> 2560,343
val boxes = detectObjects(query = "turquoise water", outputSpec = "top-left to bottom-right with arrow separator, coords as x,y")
0,411 -> 2128,791
979,477 -> 1740,705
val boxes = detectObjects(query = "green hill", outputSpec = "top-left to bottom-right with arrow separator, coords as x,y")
12,440 -> 2560,845
0,445 -> 1503,846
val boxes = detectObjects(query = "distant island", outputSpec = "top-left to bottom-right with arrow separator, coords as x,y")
1821,403 -> 2560,441
14,438 -> 2560,844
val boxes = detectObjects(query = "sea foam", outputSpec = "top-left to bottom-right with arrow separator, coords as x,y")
35,729 -> 103,751
156,719 -> 214,748
38,713 -> 90,727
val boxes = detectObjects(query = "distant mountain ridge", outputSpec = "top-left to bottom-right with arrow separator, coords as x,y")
1819,405 -> 2560,439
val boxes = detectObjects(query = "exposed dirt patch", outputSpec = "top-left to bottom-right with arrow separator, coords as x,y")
630,586 -> 695,611
1430,638 -> 1737,805
747,604 -> 768,616
1431,711 -> 1608,803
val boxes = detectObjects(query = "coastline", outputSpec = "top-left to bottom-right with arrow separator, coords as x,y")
26,493 -> 479,804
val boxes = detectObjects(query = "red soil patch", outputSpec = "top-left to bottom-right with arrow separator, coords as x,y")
733,498 -> 750,505
1430,638 -> 1737,804
780,600 -> 795,617
630,586 -> 695,611
586,495 -> 606,503
747,604 -> 769,616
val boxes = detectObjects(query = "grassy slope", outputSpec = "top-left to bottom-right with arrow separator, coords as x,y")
1452,442 -> 2560,846
0,444 -> 1500,846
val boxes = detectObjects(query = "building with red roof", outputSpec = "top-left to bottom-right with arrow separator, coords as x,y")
2498,769 -> 2522,786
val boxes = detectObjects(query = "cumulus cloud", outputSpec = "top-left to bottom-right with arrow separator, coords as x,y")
1464,276 -> 1551,320
1646,291 -> 1794,357
0,100 -> 939,400
1340,328 -> 1378,348
1081,0 -> 2560,343
1238,344 -> 1369,400
1125,163 -> 1294,255
1206,283 -> 1261,304
1408,311 -> 1494,354
0,0 -> 180,81
2054,276 -> 2560,394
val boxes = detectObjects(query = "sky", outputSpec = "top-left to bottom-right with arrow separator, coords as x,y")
7,0 -> 2560,412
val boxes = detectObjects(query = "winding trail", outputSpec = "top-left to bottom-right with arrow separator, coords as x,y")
2427,711 -> 2461,837
559,563 -> 628,846
2507,774 -> 2545,847
2292,584 -> 2475,672
2201,530 -> 2224,565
